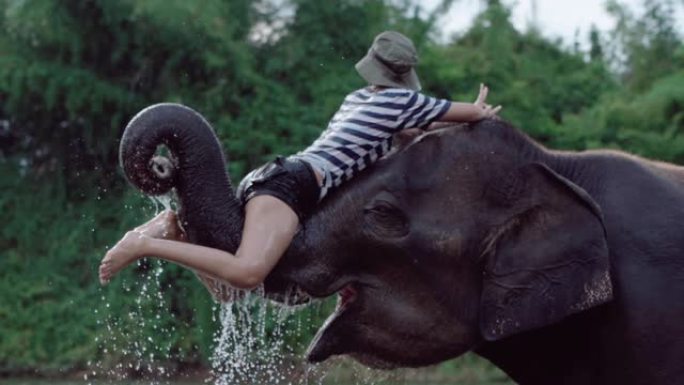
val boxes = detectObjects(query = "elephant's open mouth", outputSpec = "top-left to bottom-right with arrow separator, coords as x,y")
304,282 -> 363,363
265,273 -> 371,363
305,281 -> 399,369
287,281 -> 358,308
337,283 -> 358,310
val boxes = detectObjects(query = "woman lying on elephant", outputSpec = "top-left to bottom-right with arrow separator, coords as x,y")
98,31 -> 501,295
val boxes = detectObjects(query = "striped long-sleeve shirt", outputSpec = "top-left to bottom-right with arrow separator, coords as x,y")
292,87 -> 451,200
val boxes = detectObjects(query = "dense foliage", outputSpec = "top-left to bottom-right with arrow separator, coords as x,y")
1,0 -> 682,377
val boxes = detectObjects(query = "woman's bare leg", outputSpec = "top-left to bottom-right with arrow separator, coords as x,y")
99,195 -> 299,289
102,209 -> 241,301
133,210 -> 185,241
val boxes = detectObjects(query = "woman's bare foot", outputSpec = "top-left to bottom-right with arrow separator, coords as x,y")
134,210 -> 185,241
99,231 -> 148,285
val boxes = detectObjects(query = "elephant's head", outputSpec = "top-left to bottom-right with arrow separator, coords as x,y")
120,104 -> 613,369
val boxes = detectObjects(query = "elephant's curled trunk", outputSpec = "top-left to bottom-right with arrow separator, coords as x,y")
119,103 -> 243,252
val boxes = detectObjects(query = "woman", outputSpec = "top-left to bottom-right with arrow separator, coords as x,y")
99,31 -> 501,295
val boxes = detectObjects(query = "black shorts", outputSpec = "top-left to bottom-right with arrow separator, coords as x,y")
236,156 -> 320,221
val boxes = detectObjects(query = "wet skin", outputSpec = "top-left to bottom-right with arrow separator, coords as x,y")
120,104 -> 684,385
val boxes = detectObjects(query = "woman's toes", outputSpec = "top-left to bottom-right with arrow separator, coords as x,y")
97,231 -> 145,285
98,255 -> 115,285
99,270 -> 109,285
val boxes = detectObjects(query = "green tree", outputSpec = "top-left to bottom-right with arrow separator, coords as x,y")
606,0 -> 683,91
0,0 -> 272,373
0,0 -> 452,375
420,0 -> 615,142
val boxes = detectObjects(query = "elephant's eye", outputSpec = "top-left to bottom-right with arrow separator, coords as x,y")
366,200 -> 395,215
363,198 -> 409,238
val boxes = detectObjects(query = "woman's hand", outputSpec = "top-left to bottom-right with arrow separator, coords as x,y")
473,83 -> 502,119
423,84 -> 503,124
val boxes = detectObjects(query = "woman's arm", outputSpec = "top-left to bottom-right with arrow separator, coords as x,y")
429,84 -> 502,129
394,84 -> 501,145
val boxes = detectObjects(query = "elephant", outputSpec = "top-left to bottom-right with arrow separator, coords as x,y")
120,103 -> 684,385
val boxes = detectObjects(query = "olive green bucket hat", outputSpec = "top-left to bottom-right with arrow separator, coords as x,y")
355,31 -> 422,91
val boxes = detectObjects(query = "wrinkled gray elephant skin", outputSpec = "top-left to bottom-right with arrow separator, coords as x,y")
120,103 -> 684,385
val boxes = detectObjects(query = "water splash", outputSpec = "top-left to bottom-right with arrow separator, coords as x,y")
90,258 -> 178,384
88,195 -> 180,384
90,193 -> 398,385
210,287 -> 329,385
149,193 -> 175,212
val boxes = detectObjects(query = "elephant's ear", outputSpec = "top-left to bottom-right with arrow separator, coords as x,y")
480,163 -> 612,341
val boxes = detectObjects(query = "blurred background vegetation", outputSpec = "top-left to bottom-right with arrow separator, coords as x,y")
0,0 -> 682,381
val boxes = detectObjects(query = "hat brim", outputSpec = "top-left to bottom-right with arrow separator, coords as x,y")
355,51 -> 421,91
